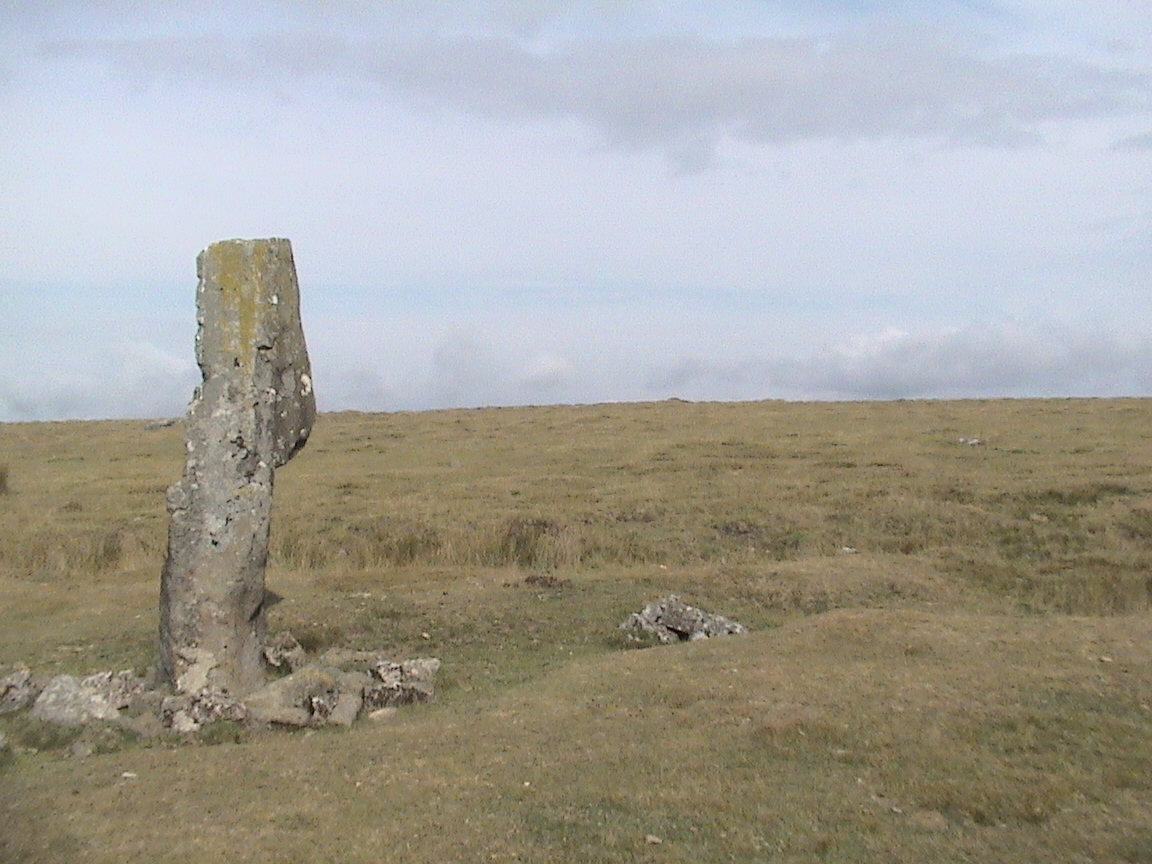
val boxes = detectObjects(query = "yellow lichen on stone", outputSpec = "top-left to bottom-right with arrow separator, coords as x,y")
205,240 -> 278,374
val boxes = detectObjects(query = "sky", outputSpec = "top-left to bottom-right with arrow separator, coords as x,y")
1,1 -> 1151,420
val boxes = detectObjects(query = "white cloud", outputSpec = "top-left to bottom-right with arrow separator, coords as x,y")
519,353 -> 575,390
1,3 -> 1150,419
113,340 -> 195,377
0,343 -> 196,421
3,289 -> 1152,421
1113,129 -> 1152,149
428,334 -> 504,406
647,322 -> 1152,401
32,25 -> 1152,171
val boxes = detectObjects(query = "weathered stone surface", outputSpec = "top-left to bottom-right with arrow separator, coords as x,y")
362,658 -> 441,709
319,648 -> 383,671
159,688 -> 248,733
82,671 -> 147,709
11,656 -> 431,734
327,672 -> 367,727
28,672 -> 144,726
0,667 -> 41,714
244,665 -> 363,727
264,630 -> 308,673
158,238 -> 315,699
621,595 -> 747,644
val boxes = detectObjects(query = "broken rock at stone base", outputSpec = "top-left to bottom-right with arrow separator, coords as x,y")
159,688 -> 249,734
620,595 -> 747,644
263,630 -> 309,673
14,648 -> 441,734
363,658 -> 441,709
313,649 -> 441,709
243,665 -> 366,728
0,668 -> 42,714
29,671 -> 146,726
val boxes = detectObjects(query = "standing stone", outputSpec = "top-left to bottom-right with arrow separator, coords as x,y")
158,239 -> 315,699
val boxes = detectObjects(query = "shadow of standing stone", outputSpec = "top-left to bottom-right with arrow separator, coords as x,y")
157,238 -> 315,700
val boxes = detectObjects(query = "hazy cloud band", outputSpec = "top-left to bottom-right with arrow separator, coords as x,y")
38,27 -> 1152,168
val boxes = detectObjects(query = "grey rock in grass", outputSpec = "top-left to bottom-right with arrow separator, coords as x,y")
244,665 -> 365,727
264,630 -> 309,673
159,688 -> 249,733
28,671 -> 144,726
362,658 -> 441,709
621,595 -> 747,644
0,668 -> 42,714
157,238 -> 315,700
327,672 -> 368,727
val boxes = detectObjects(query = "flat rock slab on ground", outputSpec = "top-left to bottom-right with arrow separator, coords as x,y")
244,655 -> 442,726
28,671 -> 146,726
244,666 -> 366,727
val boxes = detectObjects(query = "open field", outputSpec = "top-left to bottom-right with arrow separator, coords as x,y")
2,398 -> 1152,863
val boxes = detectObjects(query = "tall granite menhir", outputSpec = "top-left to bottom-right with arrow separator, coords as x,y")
158,238 -> 315,699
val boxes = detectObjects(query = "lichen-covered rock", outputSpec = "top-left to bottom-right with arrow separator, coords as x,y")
160,688 -> 249,733
158,238 -> 315,699
80,671 -> 146,710
27,670 -> 145,727
621,595 -> 747,644
29,676 -> 120,726
362,658 -> 441,709
264,631 -> 308,673
327,672 -> 368,727
244,665 -> 363,727
0,668 -> 41,714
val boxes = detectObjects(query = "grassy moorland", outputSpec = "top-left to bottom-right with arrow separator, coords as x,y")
1,398 -> 1151,863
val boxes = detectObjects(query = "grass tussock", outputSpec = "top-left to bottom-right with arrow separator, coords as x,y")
3,399 -> 1152,862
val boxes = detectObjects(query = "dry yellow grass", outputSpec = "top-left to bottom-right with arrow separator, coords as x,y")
2,398 -> 1152,862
